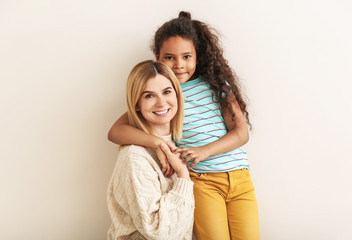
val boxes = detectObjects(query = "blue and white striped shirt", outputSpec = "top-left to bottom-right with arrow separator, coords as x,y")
177,76 -> 249,173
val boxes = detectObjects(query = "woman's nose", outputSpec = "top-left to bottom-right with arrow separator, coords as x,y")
155,96 -> 167,106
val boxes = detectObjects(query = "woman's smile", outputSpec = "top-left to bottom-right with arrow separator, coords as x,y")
137,74 -> 178,136
153,109 -> 170,116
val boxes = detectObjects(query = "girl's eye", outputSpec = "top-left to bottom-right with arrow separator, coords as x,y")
184,55 -> 191,59
165,56 -> 173,60
145,94 -> 153,98
164,90 -> 171,94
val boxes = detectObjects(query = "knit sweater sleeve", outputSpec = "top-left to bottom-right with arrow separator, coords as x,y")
118,147 -> 194,240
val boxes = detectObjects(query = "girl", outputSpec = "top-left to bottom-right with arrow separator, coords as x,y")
107,60 -> 194,240
108,12 -> 260,240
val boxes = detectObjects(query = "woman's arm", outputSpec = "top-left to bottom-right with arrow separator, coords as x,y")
120,153 -> 194,240
160,142 -> 190,180
178,93 -> 249,168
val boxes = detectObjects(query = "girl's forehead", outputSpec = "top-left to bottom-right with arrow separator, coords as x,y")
160,36 -> 196,52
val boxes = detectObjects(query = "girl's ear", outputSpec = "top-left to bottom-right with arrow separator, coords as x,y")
155,55 -> 160,61
135,105 -> 140,111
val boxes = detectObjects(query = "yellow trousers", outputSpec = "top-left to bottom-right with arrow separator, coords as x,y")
189,168 -> 260,240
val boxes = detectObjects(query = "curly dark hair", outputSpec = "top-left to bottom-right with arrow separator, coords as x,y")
152,11 -> 251,128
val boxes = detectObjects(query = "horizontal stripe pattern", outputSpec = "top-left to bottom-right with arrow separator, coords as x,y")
177,77 -> 249,173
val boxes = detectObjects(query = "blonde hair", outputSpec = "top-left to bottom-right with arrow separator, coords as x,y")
126,60 -> 184,141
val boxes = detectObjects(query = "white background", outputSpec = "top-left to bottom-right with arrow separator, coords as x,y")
1,0 -> 351,239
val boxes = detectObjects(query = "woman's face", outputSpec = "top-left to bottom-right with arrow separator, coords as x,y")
137,74 -> 178,136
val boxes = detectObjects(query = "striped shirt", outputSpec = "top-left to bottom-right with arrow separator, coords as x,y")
177,76 -> 250,173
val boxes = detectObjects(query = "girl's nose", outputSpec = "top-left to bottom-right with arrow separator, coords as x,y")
173,59 -> 184,69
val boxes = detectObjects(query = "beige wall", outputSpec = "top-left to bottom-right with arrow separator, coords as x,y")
1,0 -> 351,239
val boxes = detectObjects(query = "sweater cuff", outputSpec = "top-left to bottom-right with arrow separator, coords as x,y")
172,178 -> 194,196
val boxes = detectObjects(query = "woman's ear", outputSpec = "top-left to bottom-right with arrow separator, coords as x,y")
135,105 -> 140,111
155,54 -> 160,62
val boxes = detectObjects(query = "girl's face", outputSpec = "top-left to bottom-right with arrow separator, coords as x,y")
137,74 -> 178,136
156,36 -> 197,84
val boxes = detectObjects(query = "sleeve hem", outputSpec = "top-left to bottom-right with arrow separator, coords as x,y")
172,178 -> 194,196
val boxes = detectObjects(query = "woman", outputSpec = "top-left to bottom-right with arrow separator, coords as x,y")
107,60 -> 194,240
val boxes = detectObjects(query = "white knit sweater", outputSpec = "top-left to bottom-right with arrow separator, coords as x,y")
107,136 -> 195,240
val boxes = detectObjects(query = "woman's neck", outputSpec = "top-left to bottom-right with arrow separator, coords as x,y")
150,125 -> 171,137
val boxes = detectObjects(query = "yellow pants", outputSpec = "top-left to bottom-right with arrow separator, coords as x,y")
189,168 -> 260,240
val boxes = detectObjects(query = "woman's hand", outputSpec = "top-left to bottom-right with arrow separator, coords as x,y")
160,143 -> 190,180
155,146 -> 175,177
176,146 -> 211,168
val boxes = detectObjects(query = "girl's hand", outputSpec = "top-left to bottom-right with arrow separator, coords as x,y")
176,146 -> 210,168
160,143 -> 190,180
155,147 -> 174,177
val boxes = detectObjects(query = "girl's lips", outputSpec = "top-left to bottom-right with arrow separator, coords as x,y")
175,72 -> 186,77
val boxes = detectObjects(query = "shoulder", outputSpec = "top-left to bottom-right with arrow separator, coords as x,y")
116,146 -> 162,190
112,145 -> 159,183
121,145 -> 162,175
120,144 -> 148,155
118,145 -> 152,166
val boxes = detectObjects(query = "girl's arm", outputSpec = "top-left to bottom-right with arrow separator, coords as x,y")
178,93 -> 249,168
108,113 -> 174,176
108,112 -> 164,148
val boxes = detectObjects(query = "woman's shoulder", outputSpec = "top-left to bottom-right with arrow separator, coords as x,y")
118,145 -> 160,171
118,144 -> 151,161
114,145 -> 162,184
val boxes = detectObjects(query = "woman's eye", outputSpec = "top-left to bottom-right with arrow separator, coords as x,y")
145,94 -> 153,98
164,90 -> 171,94
184,55 -> 191,59
165,56 -> 173,60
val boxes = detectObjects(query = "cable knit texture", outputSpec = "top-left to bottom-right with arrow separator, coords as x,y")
107,135 -> 195,240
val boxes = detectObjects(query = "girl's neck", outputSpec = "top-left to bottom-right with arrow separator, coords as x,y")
189,74 -> 199,81
184,74 -> 199,83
